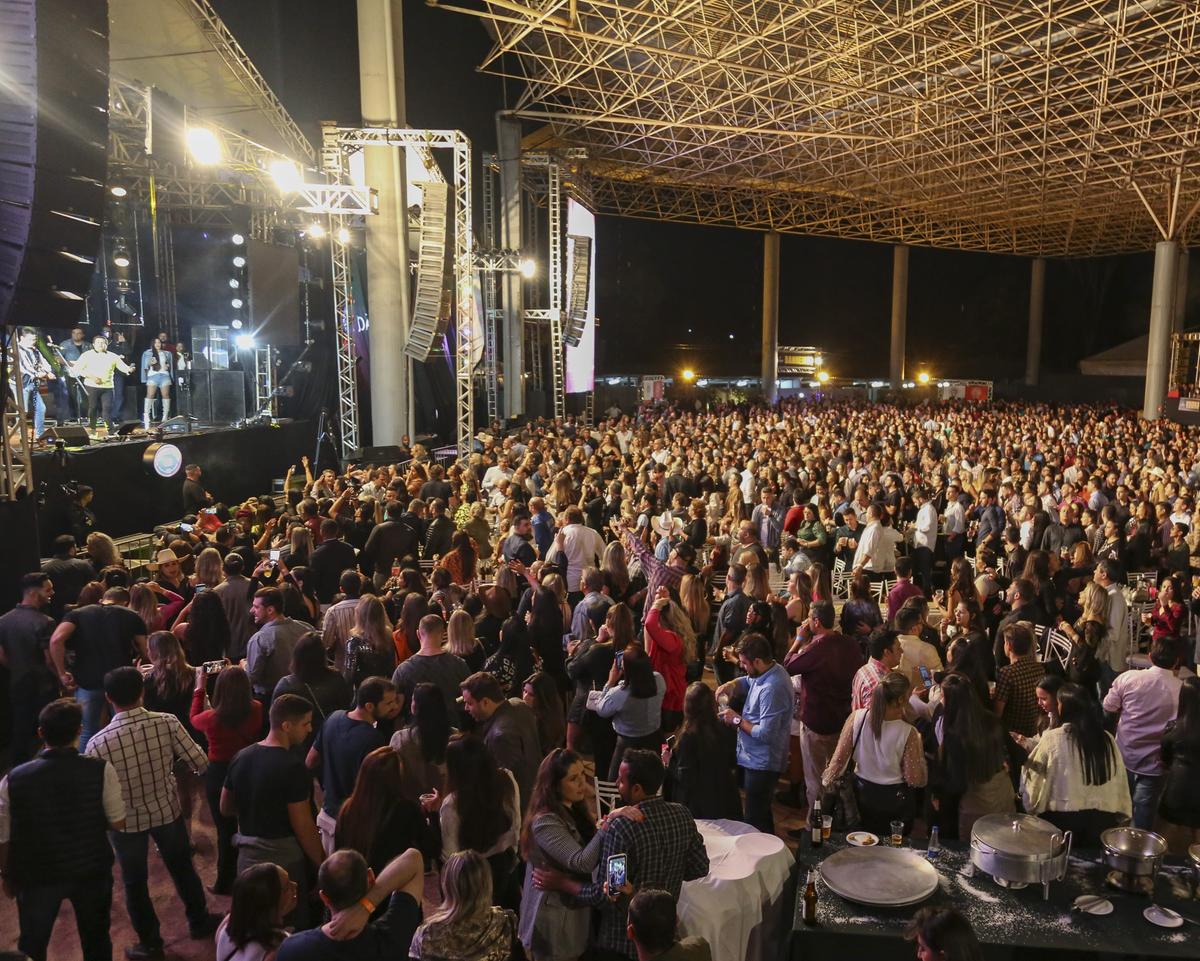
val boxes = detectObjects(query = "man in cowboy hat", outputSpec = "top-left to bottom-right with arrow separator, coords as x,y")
651,510 -> 685,562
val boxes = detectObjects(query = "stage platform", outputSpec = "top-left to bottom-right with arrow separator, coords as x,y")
30,419 -> 314,544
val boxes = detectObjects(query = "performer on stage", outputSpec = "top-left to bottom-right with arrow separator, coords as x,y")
70,335 -> 133,430
55,325 -> 90,422
107,328 -> 132,423
140,334 -> 175,427
13,327 -> 56,439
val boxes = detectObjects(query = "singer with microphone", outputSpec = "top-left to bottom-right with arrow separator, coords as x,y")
140,334 -> 175,427
70,334 -> 133,430
13,327 -> 55,440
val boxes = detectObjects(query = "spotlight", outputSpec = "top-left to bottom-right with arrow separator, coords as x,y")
186,127 -> 222,165
109,185 -> 128,198
231,233 -> 245,245
268,158 -> 302,192
112,246 -> 131,268
228,278 -> 240,289
681,368 -> 696,383
231,318 -> 243,330
231,298 -> 243,309
817,370 -> 830,384
917,371 -> 931,384
307,222 -> 326,239
519,258 -> 536,279
232,255 -> 246,268
728,333 -> 735,340
336,226 -> 351,245
236,334 -> 255,350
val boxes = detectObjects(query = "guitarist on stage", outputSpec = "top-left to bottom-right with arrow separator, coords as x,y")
13,326 -> 55,440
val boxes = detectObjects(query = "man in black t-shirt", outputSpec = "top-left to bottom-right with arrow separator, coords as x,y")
0,573 -> 58,763
306,677 -> 400,854
40,535 -> 95,619
48,586 -> 148,751
221,693 -> 324,926
276,849 -> 424,961
181,464 -> 212,515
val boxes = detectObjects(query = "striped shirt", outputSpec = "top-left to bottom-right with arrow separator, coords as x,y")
85,706 -> 208,832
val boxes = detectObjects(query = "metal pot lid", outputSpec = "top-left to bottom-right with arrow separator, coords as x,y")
971,813 -> 1064,858
1100,827 -> 1166,859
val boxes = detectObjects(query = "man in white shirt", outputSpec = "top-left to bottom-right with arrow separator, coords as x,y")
895,607 -> 943,691
943,484 -> 966,560
740,460 -> 756,507
1102,637 -> 1183,830
546,506 -> 605,598
482,456 -> 513,493
851,504 -> 896,579
911,487 -> 938,592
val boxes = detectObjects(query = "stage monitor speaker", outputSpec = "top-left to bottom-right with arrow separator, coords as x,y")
115,420 -> 143,436
39,425 -> 90,446
248,239 -> 301,347
0,0 -> 110,328
353,445 -> 407,465
192,370 -> 247,425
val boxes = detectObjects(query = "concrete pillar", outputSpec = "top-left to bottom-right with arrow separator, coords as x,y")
1025,257 -> 1046,387
357,0 -> 413,444
497,113 -> 524,420
1144,240 -> 1180,420
889,245 -> 909,387
760,231 -> 780,404
1174,246 -> 1189,333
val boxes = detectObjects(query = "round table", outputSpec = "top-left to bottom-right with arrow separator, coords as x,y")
678,818 -> 794,961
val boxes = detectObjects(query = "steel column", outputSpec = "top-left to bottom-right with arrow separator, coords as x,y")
889,244 -> 909,387
761,231 -> 780,404
1025,257 -> 1046,387
1144,240 -> 1180,420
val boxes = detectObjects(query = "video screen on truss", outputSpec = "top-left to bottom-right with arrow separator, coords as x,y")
564,198 -> 596,394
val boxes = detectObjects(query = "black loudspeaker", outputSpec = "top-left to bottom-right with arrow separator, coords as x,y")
353,445 -> 407,465
0,499 -> 41,613
192,370 -> 247,425
0,0 -> 110,328
115,420 -> 143,436
39,425 -> 90,446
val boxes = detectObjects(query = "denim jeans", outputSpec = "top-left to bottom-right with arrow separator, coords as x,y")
1127,771 -> 1164,831
21,383 -> 46,438
742,767 -> 781,833
110,371 -> 125,424
76,687 -> 108,753
110,817 -> 210,947
16,874 -> 113,961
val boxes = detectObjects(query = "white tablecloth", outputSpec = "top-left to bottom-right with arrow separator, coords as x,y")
677,819 -> 793,961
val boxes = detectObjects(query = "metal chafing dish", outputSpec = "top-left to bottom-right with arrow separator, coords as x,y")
1100,827 -> 1166,880
970,813 -> 1071,900
1189,843 -> 1200,899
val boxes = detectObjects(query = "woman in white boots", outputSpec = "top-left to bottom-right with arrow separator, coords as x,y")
141,334 -> 175,427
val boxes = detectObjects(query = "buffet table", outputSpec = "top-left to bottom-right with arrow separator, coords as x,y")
679,819 -> 796,961
790,836 -> 1198,961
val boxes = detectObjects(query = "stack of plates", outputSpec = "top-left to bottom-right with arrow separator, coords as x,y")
819,846 -> 940,908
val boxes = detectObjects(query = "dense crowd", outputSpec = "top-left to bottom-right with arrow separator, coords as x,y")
1,397 -> 1199,961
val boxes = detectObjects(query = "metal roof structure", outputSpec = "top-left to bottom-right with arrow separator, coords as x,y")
431,0 -> 1200,256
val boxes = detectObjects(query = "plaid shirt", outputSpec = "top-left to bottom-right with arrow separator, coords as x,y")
995,657 -> 1045,738
85,706 -> 208,832
580,796 -> 709,958
852,658 -> 890,711
624,531 -> 686,623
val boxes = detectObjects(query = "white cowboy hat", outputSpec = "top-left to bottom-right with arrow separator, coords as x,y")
148,549 -> 180,569
650,510 -> 684,538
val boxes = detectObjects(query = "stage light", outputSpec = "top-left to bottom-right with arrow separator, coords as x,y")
728,333 -> 735,340
236,334 -> 255,350
696,378 -> 709,388
681,368 -> 696,383
231,318 -> 243,330
336,226 -> 351,245
228,278 -> 240,289
231,233 -> 245,245
917,371 -> 931,384
307,222 -> 326,239
519,258 -> 536,279
186,126 -> 222,165
815,355 -> 824,367
110,185 -> 128,198
112,246 -> 131,268
269,158 -> 302,192
231,298 -> 243,309
232,255 -> 246,268
817,370 -> 830,383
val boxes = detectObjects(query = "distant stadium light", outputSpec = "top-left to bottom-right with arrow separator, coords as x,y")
109,184 -> 128,198
186,127 -> 222,165
228,278 -> 240,289
269,158 -> 302,192
231,318 -> 243,329
681,368 -> 696,382
917,371 -> 931,384
817,370 -> 830,383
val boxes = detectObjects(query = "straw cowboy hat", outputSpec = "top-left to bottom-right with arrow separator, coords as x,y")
148,549 -> 181,570
650,510 -> 684,539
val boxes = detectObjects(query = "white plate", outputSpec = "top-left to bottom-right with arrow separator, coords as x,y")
1144,905 -> 1184,929
846,831 -> 880,847
735,832 -> 787,857
1073,895 -> 1113,916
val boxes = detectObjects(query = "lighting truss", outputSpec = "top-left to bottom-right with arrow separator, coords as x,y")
294,184 -> 378,216
330,213 -> 360,458
479,156 -> 501,423
254,345 -> 276,417
433,0 -> 1200,257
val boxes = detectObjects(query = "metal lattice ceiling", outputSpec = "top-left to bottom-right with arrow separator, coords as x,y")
432,0 -> 1200,256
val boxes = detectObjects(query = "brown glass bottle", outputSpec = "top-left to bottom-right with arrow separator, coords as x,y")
803,870 -> 818,925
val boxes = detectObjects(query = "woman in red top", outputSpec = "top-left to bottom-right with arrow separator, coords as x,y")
190,665 -> 262,894
644,587 -> 693,734
1145,575 -> 1185,642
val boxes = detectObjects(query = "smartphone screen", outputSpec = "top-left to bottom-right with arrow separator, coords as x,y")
269,549 -> 281,562
615,650 -> 624,671
194,583 -> 207,594
178,523 -> 193,532
606,853 -> 627,892
918,665 -> 933,686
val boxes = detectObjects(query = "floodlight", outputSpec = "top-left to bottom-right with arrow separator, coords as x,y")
236,334 -> 255,350
269,159 -> 302,192
109,185 -> 128,198
917,371 -> 931,384
228,278 -> 240,289
817,370 -> 830,383
307,222 -> 326,239
186,127 -> 222,165
112,246 -> 131,269
231,233 -> 245,245
336,226 -> 351,245
232,255 -> 246,268
231,298 -> 243,309
681,368 -> 696,383
231,318 -> 243,330
519,258 -> 536,279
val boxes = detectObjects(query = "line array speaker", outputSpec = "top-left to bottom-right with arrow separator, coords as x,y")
565,234 -> 592,347
405,181 -> 449,361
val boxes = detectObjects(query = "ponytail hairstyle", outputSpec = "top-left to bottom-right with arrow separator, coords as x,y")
869,671 -> 912,739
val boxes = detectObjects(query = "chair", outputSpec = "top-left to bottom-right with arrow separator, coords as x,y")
1034,624 -> 1072,670
832,558 -> 853,600
594,777 -> 621,818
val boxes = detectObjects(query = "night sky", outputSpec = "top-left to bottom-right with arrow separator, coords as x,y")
209,1 -> 1171,383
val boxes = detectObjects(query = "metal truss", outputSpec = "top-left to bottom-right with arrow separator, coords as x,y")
330,214 -> 360,459
254,345 -> 276,417
325,127 -> 476,458
479,155 -> 500,424
295,185 -> 378,217
433,0 -> 1200,257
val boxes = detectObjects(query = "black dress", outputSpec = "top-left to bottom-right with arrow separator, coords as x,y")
663,727 -> 741,821
1159,720 -> 1200,827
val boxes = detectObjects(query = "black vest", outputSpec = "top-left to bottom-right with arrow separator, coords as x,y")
7,747 -> 113,884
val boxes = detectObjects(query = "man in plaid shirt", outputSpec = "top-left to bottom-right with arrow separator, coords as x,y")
620,524 -> 693,623
533,750 -> 709,960
86,667 -> 215,960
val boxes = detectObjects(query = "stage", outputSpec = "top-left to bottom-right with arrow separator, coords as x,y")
30,418 -> 315,544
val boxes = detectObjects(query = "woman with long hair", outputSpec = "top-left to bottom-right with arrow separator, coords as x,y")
904,907 -> 983,961
643,588 -> 692,733
446,607 -> 486,672
483,617 -> 537,698
214,863 -> 295,961
440,736 -> 522,910
662,682 -> 741,820
946,557 -> 980,615
595,644 -> 666,781
518,749 -> 641,961
936,673 -> 1014,839
192,547 -> 223,591
191,666 -> 262,893
1056,581 -> 1107,689
743,563 -> 769,603
808,562 -> 833,605
410,850 -> 516,961
284,566 -> 321,625
129,581 -> 186,633
390,682 -> 454,802
335,746 -> 437,877
1159,675 -> 1200,853
172,589 -> 230,666
522,671 -> 566,754
564,602 -> 625,759
86,531 -> 122,571
344,595 -> 397,688
392,591 -> 428,665
142,630 -> 194,724
1021,682 -> 1131,845
282,525 -> 313,570
438,530 -> 478,586
272,632 -> 352,745
678,573 -> 710,680
1144,574 -> 1185,641
822,671 -> 927,836
1020,549 -> 1060,623
140,334 -> 175,428
526,576 -> 567,689
839,575 -> 883,645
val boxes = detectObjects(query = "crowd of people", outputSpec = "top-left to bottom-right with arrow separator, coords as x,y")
0,396 -> 1198,961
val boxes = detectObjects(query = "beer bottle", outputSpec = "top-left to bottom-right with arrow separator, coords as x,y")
803,870 -> 818,926
810,797 -> 823,848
